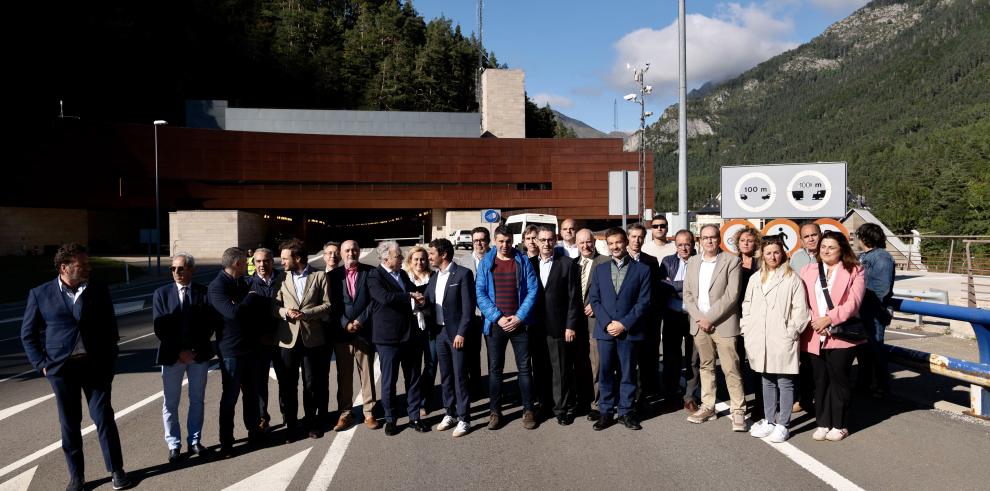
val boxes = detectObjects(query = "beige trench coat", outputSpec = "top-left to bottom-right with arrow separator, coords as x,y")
739,269 -> 809,374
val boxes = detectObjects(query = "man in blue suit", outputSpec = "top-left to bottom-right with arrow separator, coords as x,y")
153,252 -> 219,463
368,240 -> 430,436
21,243 -> 132,490
425,238 -> 476,437
588,228 -> 652,431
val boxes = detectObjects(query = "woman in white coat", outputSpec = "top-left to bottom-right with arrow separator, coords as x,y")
740,237 -> 809,443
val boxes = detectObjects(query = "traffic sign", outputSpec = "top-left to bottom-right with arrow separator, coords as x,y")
814,218 -> 849,238
721,162 -> 847,219
761,219 -> 801,254
720,219 -> 754,254
608,170 -> 639,216
482,209 -> 501,223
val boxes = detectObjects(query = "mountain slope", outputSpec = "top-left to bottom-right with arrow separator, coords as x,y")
649,0 -> 990,235
552,110 -> 610,138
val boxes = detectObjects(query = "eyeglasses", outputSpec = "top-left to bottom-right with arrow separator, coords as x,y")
651,224 -> 668,229
169,266 -> 186,273
675,243 -> 692,248
473,239 -> 489,243
537,238 -> 554,243
700,236 -> 719,242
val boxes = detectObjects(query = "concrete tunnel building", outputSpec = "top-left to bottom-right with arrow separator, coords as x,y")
3,70 -> 651,260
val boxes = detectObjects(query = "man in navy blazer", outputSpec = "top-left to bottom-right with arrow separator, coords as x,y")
368,240 -> 430,435
21,243 -> 131,490
658,230 -> 701,413
328,239 -> 380,432
425,238 -> 475,437
153,252 -> 218,462
588,228 -> 652,431
208,246 -> 264,456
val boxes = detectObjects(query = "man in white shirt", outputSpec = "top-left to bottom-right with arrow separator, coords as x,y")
643,216 -> 676,260
457,226 -> 491,397
682,224 -> 746,431
556,218 -> 580,258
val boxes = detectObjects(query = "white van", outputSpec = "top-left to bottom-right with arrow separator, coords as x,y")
504,213 -> 558,246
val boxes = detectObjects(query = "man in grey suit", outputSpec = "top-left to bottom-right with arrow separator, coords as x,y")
575,229 -> 610,420
683,224 -> 747,431
457,226 -> 490,397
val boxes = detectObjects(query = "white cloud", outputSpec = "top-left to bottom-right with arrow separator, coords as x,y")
531,93 -> 575,109
609,3 -> 799,97
809,0 -> 870,12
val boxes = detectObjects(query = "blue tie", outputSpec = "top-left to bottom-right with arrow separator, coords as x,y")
391,272 -> 405,292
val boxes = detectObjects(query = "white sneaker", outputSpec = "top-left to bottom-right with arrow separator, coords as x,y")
436,415 -> 456,431
825,428 -> 849,441
749,419 -> 775,438
452,421 -> 469,437
812,427 -> 830,441
767,424 -> 789,443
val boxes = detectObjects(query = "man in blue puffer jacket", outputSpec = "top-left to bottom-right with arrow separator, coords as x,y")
476,225 -> 539,430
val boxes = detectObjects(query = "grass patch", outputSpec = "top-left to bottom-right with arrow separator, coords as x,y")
0,256 -> 145,303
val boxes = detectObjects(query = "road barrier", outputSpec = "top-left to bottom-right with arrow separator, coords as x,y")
886,299 -> 990,418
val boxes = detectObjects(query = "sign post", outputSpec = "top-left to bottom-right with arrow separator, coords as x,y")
609,170 -> 639,229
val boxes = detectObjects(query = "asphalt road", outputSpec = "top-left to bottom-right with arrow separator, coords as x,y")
1,252 -> 988,490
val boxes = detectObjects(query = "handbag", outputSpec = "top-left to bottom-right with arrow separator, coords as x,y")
818,262 -> 867,342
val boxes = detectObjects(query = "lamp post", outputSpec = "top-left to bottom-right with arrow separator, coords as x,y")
153,120 -> 167,276
625,63 -> 653,220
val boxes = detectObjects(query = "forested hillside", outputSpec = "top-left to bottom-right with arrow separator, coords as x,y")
649,0 -> 990,235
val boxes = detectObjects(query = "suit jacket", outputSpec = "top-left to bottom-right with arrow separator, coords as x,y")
275,267 -> 332,348
152,282 -> 218,365
632,250 -> 663,316
580,254 -> 611,335
457,252 -> 486,316
530,252 -> 582,339
588,257 -> 652,341
328,263 -> 375,344
248,270 -> 285,347
21,279 -> 119,376
208,271 -> 256,358
368,265 -> 421,345
799,263 -> 866,354
425,263 -> 476,339
683,253 -> 742,337
659,253 -> 690,314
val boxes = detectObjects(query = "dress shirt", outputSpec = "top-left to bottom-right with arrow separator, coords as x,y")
814,263 -> 839,344
434,262 -> 454,326
538,255 -> 554,287
345,265 -> 358,299
381,265 -> 404,292
559,242 -> 580,258
254,273 -> 274,287
57,278 -> 88,355
579,256 -> 594,300
289,266 -> 311,301
697,254 -> 719,314
610,255 -> 631,294
176,282 -> 191,305
673,257 -> 689,282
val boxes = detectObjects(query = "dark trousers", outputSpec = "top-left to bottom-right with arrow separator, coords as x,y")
637,316 -> 661,399
274,343 -> 329,429
662,312 -> 700,401
573,325 -> 595,411
376,341 -> 423,423
219,354 -> 260,445
467,315 -> 484,398
529,325 -> 554,412
420,332 -> 439,411
436,329 -> 471,421
48,358 -> 124,479
797,351 -> 816,411
737,333 -> 764,418
546,334 -> 576,416
486,327 -> 534,413
855,318 -> 890,392
809,348 -> 856,429
598,336 -> 639,416
256,345 -> 276,424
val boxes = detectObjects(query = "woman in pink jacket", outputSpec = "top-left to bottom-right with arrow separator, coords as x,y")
799,231 -> 866,442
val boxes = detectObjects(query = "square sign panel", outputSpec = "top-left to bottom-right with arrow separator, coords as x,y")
720,162 -> 847,219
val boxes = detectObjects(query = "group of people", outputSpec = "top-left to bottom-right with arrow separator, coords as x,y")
20,217 -> 896,490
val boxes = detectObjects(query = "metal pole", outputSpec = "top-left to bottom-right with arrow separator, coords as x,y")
640,91 -> 646,220
677,0 -> 688,225
154,124 -> 161,276
622,170 -> 629,230
947,239 -> 955,273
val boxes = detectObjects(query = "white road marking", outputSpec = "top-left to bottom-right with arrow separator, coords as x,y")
0,465 -> 36,491
1,330 -> 156,384
0,300 -> 150,325
0,369 -> 36,384
0,370 -> 214,479
118,331 -> 156,346
223,447 -> 312,491
306,358 -> 382,490
0,394 -> 55,422
885,329 -> 926,338
714,402 -> 864,491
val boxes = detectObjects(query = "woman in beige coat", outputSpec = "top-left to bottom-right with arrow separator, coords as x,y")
740,236 -> 809,443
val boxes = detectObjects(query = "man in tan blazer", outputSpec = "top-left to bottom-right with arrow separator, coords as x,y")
682,224 -> 746,431
575,229 -> 611,420
274,239 -> 332,440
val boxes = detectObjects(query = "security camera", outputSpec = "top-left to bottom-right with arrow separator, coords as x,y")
645,85 -> 653,94
644,111 -> 653,117
623,94 -> 637,101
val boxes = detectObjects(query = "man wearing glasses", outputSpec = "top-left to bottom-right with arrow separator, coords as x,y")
643,217 -> 676,260
683,224 -> 746,432
658,231 -> 701,413
458,226 -> 491,398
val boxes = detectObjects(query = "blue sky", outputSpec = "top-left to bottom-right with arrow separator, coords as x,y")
412,0 -> 871,132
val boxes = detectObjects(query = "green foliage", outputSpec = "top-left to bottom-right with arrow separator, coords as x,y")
525,97 -> 576,138
650,0 -> 990,235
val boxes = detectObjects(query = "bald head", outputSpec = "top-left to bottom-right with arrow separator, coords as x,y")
341,240 -> 361,268
576,228 -> 596,258
561,218 -> 577,243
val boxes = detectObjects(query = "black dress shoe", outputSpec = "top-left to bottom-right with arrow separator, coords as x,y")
308,429 -> 323,439
219,444 -> 234,459
384,421 -> 398,436
111,470 -> 133,490
248,430 -> 268,446
168,447 -> 181,463
618,413 -> 642,430
189,442 -> 212,457
66,476 -> 84,491
556,414 -> 574,426
411,419 -> 431,433
593,414 -> 615,431
586,409 -> 601,421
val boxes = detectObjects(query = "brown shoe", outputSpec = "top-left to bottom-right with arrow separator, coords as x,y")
334,413 -> 354,432
522,410 -> 538,430
792,402 -> 803,413
684,400 -> 699,414
364,416 -> 381,430
487,413 -> 502,430
686,407 -> 717,424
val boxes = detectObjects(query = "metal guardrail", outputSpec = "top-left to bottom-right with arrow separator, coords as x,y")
892,288 -> 948,327
886,299 -> 990,418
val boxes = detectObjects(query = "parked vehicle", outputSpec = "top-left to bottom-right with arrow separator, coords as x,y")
449,229 -> 473,249
504,213 -> 558,246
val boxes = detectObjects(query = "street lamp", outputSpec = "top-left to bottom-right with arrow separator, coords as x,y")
153,120 -> 167,276
625,63 -> 652,219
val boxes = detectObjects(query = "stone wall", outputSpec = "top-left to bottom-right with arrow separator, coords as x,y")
0,207 -> 88,255
481,69 -> 525,138
169,210 -> 267,264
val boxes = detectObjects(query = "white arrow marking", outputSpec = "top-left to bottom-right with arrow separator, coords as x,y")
0,465 -> 36,491
223,447 -> 312,491
0,394 -> 55,422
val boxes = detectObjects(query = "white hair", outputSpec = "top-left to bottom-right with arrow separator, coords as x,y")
173,252 -> 196,268
377,241 -> 401,263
